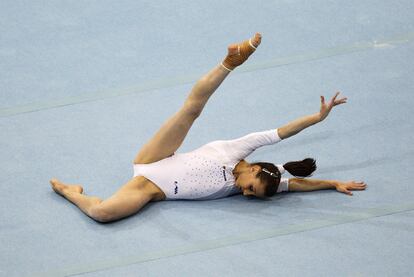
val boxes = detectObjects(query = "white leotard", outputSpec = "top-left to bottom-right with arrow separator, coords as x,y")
133,129 -> 289,200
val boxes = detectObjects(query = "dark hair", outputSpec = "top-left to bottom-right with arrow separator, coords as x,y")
251,158 -> 317,197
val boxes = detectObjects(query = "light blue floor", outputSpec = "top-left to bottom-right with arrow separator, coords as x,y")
1,1 -> 414,276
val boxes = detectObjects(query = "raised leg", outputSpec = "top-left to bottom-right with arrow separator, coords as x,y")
50,177 -> 156,223
134,65 -> 229,164
134,33 -> 262,165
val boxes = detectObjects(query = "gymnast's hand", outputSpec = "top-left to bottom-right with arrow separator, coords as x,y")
319,91 -> 347,121
335,180 -> 367,196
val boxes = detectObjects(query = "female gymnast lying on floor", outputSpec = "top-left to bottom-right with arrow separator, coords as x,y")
51,33 -> 367,223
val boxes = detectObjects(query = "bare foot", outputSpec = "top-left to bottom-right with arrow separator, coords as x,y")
50,178 -> 83,197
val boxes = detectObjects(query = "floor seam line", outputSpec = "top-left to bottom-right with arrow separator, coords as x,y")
4,31 -> 414,119
32,203 -> 414,277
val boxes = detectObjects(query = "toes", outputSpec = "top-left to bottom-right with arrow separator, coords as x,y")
50,179 -> 65,193
252,33 -> 262,47
50,178 -> 61,186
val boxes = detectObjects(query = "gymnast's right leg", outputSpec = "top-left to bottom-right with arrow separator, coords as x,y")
50,177 -> 157,223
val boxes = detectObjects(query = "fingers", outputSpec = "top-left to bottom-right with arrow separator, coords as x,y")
330,91 -> 340,104
338,181 -> 367,196
321,92 -> 348,108
347,181 -> 367,191
331,91 -> 348,106
334,97 -> 347,106
332,91 -> 341,104
341,189 -> 353,196
350,185 -> 367,190
322,92 -> 343,106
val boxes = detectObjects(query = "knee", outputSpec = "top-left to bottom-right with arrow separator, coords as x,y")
88,205 -> 115,223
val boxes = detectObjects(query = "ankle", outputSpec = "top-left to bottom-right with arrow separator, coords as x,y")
220,62 -> 233,72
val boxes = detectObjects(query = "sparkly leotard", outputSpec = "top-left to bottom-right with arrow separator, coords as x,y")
133,129 -> 289,200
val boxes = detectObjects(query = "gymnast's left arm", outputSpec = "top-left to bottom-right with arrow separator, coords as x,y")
277,92 -> 347,140
288,178 -> 367,196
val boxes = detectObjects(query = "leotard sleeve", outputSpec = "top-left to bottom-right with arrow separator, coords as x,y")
216,129 -> 282,162
277,178 -> 289,193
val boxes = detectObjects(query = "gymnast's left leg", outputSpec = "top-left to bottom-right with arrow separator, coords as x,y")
134,33 -> 262,165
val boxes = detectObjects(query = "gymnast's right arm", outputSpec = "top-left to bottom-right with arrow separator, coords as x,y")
277,92 -> 347,140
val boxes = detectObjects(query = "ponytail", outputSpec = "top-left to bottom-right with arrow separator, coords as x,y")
250,158 -> 316,197
283,158 -> 316,177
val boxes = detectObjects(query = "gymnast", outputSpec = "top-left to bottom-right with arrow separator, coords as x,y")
50,33 -> 367,223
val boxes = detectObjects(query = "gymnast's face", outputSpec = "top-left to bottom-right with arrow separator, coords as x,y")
234,165 -> 266,198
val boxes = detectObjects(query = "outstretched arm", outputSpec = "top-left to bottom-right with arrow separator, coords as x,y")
288,177 -> 367,196
277,92 -> 347,140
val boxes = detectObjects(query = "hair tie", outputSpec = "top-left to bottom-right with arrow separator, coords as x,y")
262,168 -> 279,178
276,164 -> 285,174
